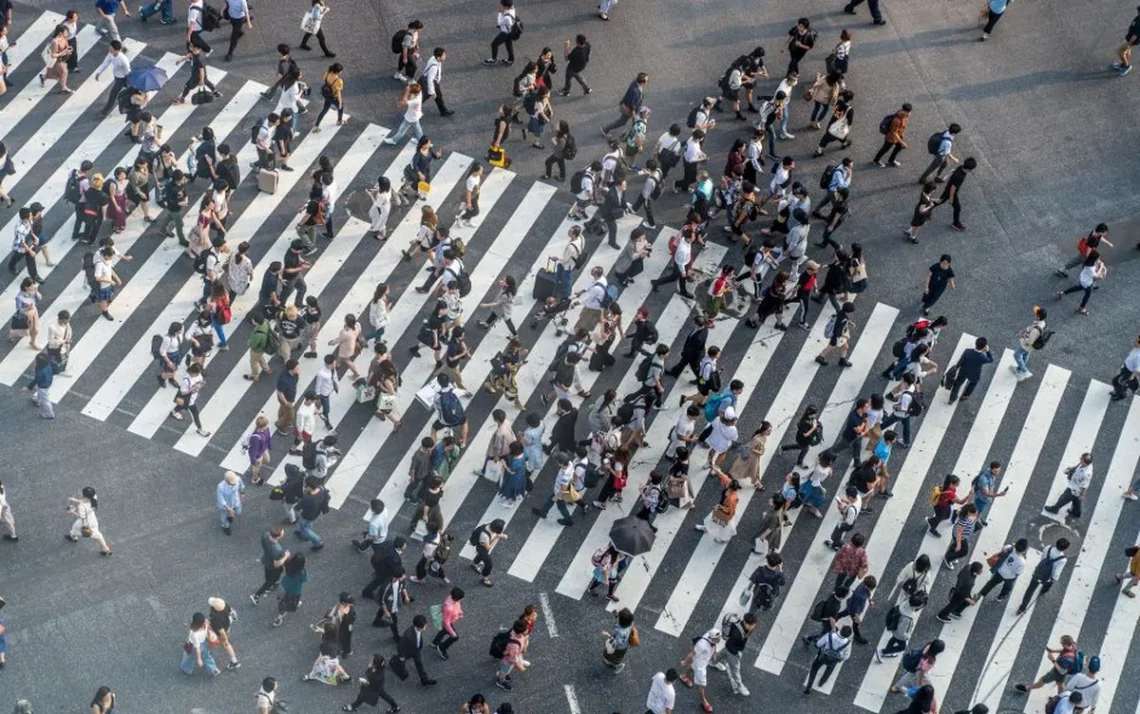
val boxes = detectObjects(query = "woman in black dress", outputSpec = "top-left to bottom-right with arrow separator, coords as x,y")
343,654 -> 399,712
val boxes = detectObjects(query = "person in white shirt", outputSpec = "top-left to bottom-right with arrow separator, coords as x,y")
805,625 -> 852,692
382,82 -> 425,146
394,20 -> 422,81
95,41 -> 131,117
457,164 -> 482,226
1063,656 -> 1102,712
366,177 -> 399,240
418,47 -> 452,116
680,630 -> 720,712
568,162 -> 599,221
223,0 -> 252,61
483,0 -> 518,66
702,407 -> 739,470
186,0 -> 209,54
1110,334 -> 1140,402
256,677 -> 279,714
532,453 -> 575,525
313,354 -> 338,430
650,227 -> 696,298
169,362 -> 210,436
1017,537 -> 1070,615
0,480 -> 17,541
353,498 -> 388,552
1045,452 -> 1092,520
673,129 -> 707,193
975,538 -> 1028,602
646,669 -> 679,714
573,267 -> 608,333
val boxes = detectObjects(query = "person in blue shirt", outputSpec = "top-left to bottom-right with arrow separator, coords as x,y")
94,0 -> 129,43
812,157 -> 853,217
970,460 -> 1007,527
30,350 -> 60,419
981,0 -> 1013,41
948,337 -> 994,403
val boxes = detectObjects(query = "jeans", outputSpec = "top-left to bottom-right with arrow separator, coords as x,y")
555,264 -> 574,299
723,650 -> 745,691
218,502 -> 241,528
881,413 -> 911,445
562,69 -> 590,93
474,544 -> 493,577
1060,283 -> 1093,309
1062,253 -> 1089,271
538,493 -> 572,521
1013,346 -> 1031,375
314,96 -> 343,127
490,32 -> 515,61
140,0 -> 175,22
874,140 -> 904,164
180,641 -> 218,675
388,118 -> 424,145
765,124 -> 779,158
33,386 -> 54,419
919,155 -> 948,184
811,101 -> 830,123
298,518 -> 323,547
212,318 -> 228,348
983,9 -> 1004,33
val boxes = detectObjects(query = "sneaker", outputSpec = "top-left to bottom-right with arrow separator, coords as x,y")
875,160 -> 887,168
949,612 -> 961,620
994,596 -> 1007,603
249,594 -> 260,605
874,648 -> 884,663
496,678 -> 513,691
1014,684 -> 1029,694
501,59 -> 514,66
890,160 -> 902,167
951,222 -> 967,231
227,660 -> 241,670
433,643 -> 448,660
739,685 -> 751,696
1120,65 -> 1134,76
936,614 -> 951,624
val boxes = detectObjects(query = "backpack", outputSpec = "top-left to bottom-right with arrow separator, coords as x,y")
469,525 -> 487,547
879,113 -> 895,135
264,328 -> 282,355
489,630 -> 516,659
250,121 -> 262,145
927,131 -> 945,155
703,391 -> 727,422
434,535 -> 452,563
569,169 -> 587,195
686,106 -> 701,129
64,170 -> 82,204
512,70 -> 530,98
901,648 -> 924,673
1045,696 -> 1063,714
302,440 -> 319,470
591,546 -> 607,567
810,599 -> 829,622
891,338 -> 906,359
508,15 -> 523,40
562,133 -> 577,161
599,283 -> 619,310
391,29 -> 409,54
1034,549 -> 1065,581
649,172 -> 664,200
438,389 -> 465,426
929,486 -> 942,506
150,334 -> 164,359
819,164 -> 837,190
635,355 -> 653,382
117,87 -> 134,114
642,321 -> 659,344
201,2 -> 222,31
1032,328 -> 1054,350
193,249 -> 215,275
720,612 -> 741,634
448,267 -> 472,297
906,391 -> 925,418
614,401 -> 635,426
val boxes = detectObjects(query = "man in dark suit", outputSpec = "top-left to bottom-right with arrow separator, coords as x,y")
361,536 -> 406,600
948,337 -> 994,404
666,315 -> 709,379
397,615 -> 437,686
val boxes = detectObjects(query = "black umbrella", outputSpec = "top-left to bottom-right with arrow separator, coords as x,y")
609,516 -> 656,556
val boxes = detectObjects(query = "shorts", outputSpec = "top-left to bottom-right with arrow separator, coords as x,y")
96,285 -> 115,302
692,661 -> 709,687
721,87 -> 740,102
278,593 -> 301,614
433,417 -> 466,432
158,351 -> 180,370
910,208 -> 930,228
697,381 -> 713,396
1042,668 -> 1065,685
552,383 -> 573,402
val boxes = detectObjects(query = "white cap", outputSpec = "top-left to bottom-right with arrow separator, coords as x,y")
723,407 -> 737,421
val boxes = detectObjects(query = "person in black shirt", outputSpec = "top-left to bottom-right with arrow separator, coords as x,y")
174,43 -> 222,103
261,44 -> 298,101
559,34 -> 591,96
259,261 -> 283,318
80,174 -> 111,244
297,475 -> 329,551
666,315 -> 709,378
722,613 -> 757,695
274,110 -> 296,171
817,187 -> 850,252
158,170 -> 188,245
190,127 -> 216,184
921,255 -> 956,316
1114,7 -> 1140,75
280,240 -> 310,307
933,157 -> 975,231
936,561 -> 981,622
213,143 -> 240,191
785,18 -> 816,75
816,301 -> 855,367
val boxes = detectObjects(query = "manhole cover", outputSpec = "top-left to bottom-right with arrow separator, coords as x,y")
1038,522 -> 1080,551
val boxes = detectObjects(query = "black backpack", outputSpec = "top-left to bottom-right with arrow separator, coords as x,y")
508,16 -> 523,40
448,267 -> 472,297
391,29 -> 409,54
302,440 -> 319,470
569,169 -> 587,194
562,133 -> 577,161
193,249 -> 214,275
489,630 -> 515,658
1034,550 -> 1064,581
642,321 -> 659,344
819,164 -> 837,190
201,2 -> 222,31
469,525 -> 487,547
686,105 -> 700,129
117,87 -> 135,114
64,170 -> 82,204
906,391 -> 925,418
901,648 -> 923,673
635,355 -> 654,382
1032,328 -> 1054,350
927,132 -> 944,155
879,113 -> 894,135
150,334 -> 164,359
250,122 -> 262,145
615,401 -> 635,426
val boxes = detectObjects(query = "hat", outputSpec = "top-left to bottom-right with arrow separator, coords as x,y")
1088,655 -> 1100,673
723,407 -> 737,421
339,591 -> 356,605
208,597 -> 227,611
29,202 -> 44,213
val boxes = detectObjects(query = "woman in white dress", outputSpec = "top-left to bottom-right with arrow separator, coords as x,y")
366,176 -> 400,240
64,486 -> 112,555
274,69 -> 307,127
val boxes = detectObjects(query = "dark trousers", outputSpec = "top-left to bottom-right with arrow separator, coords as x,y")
189,30 -> 211,53
820,217 -> 845,250
315,96 -> 344,127
562,68 -> 590,93
1111,366 -> 1139,398
180,75 -> 217,99
983,10 -> 1003,33
226,17 -> 246,57
948,370 -> 977,402
1019,577 -> 1052,612
80,214 -> 104,244
834,572 -> 857,594
846,0 -> 883,21
537,493 -> 572,520
873,140 -> 904,164
927,505 -> 952,532
280,276 -> 307,307
651,263 -> 692,297
977,572 -> 1015,600
786,50 -> 806,77
832,433 -> 864,468
944,537 -> 970,565
490,32 -> 515,61
779,440 -> 811,467
361,572 -> 386,600
8,251 -> 37,280
667,352 -> 701,379
544,154 -> 566,180
882,635 -> 908,656
1060,284 -> 1092,310
881,413 -> 911,445
67,36 -> 79,70
674,160 -> 698,192
101,76 -> 128,115
474,544 -> 493,577
405,651 -> 429,682
300,29 -> 333,55
431,629 -> 459,653
829,521 -> 853,548
616,257 -> 645,285
632,194 -> 655,226
351,684 -> 398,710
254,565 -> 283,598
372,609 -> 400,639
937,590 -> 972,620
71,203 -> 86,239
1047,489 -> 1082,519
938,191 -> 963,224
429,82 -> 449,114
806,653 -> 838,689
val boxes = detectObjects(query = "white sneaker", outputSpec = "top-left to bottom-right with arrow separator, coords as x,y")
1124,493 -> 1138,501
712,661 -> 727,672
393,73 -> 408,81
739,685 -> 751,697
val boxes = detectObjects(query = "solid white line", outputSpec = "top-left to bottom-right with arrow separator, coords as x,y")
1021,383 -> 1125,714
802,334 -> 972,687
853,360 -> 1067,712
970,549 -> 1041,712
0,23 -> 97,143
551,297 -> 796,600
124,120 -> 350,437
172,125 -> 390,454
921,366 -> 1069,706
509,283 -> 710,583
716,303 -> 893,653
217,140 -> 420,473
66,81 -> 264,407
1064,397 -> 1140,714
539,592 -> 559,638
564,684 -> 581,714
0,38 -> 151,299
0,64 -> 227,388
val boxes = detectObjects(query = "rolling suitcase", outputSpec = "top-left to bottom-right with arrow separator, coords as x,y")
533,257 -> 559,301
257,168 -> 279,194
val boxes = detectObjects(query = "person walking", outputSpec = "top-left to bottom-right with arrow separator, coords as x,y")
1012,306 -> 1048,381
926,475 -> 970,536
428,586 -> 464,660
976,538 -> 1029,603
1044,453 -> 1092,520
216,470 -> 245,536
602,72 -> 648,137
904,183 -> 937,244
947,337 -> 993,404
274,552 -> 309,627
646,669 -> 679,714
805,625 -> 853,694
95,0 -> 129,43
223,0 -> 251,61
874,104 -> 911,166
935,561 -> 982,622
1056,224 -> 1112,278
1113,6 -> 1140,75
1110,334 -> 1140,401
920,255 -> 955,316
312,63 -> 346,132
483,0 -> 519,66
980,0 -> 1013,41
932,157 -> 976,231
395,615 -> 437,686
1012,634 -> 1081,696
679,629 -> 722,712
1115,544 -> 1140,597
0,481 -> 17,542
830,532 -> 869,591
786,18 -> 818,75
179,612 -> 220,677
206,597 -> 241,670
296,475 -> 330,551
918,124 -> 961,184
471,519 -> 507,587
844,0 -> 886,25
1055,251 -> 1107,315
560,34 -> 591,95
1016,538 -> 1070,615
299,0 -> 335,56
251,525 -> 291,604
343,654 -> 399,712
94,41 -> 131,117
494,619 -> 528,691
600,608 -> 639,673
874,592 -> 926,661
719,612 -> 756,695
942,503 -> 979,569
64,486 -> 112,555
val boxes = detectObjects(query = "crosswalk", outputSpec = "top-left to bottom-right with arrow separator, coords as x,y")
3,11 -> 1140,713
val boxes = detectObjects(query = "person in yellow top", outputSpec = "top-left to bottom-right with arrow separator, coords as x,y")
1116,545 -> 1140,598
312,62 -> 346,132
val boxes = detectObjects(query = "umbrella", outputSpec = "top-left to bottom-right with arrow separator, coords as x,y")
126,66 -> 169,92
609,516 -> 656,556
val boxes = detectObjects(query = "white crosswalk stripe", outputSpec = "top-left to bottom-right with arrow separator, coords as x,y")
6,14 -> 1140,712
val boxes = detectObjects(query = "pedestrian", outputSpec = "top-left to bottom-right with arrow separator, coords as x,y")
471,519 -> 507,587
1110,334 -> 1140,401
976,537 -> 1029,602
1012,305 -> 1048,381
817,302 -> 856,367
382,82 -> 425,147
494,620 -> 528,691
1045,453 -> 1092,520
679,628 -> 721,712
483,0 -> 519,66
80,174 -> 110,244
216,470 -> 245,535
299,0 -> 335,56
926,474 -> 969,536
813,99 -> 853,157
599,607 -> 639,674
804,625 -> 853,694
942,503 -> 979,569
874,591 -> 926,660
830,532 -> 869,592
1013,634 -> 1081,696
205,597 -> 241,670
179,612 -> 219,677
920,255 -> 956,316
27,351 -> 58,419
1055,251 -> 1107,315
1115,544 -> 1140,596
918,124 -> 961,184
94,40 -> 131,117
1112,6 -> 1140,75
0,481 -> 15,542
946,336 -> 993,404
1017,538 -> 1070,615
274,552 -> 309,627
904,183 -> 937,244
172,43 -> 222,104
933,560 -> 981,622
558,34 -> 592,96
837,575 -> 875,644
844,0 -> 887,25
602,72 -> 648,137
343,654 -> 399,712
1061,656 -> 1102,711
932,156 -> 976,231
64,486 -> 112,555
251,526 -> 291,604
891,639 -> 945,693
296,475 -> 330,551
798,449 -> 836,519
362,536 -> 406,601
980,0 -> 1013,41
646,669 -> 679,714
1056,224 -> 1111,278
312,63 -> 346,132
587,544 -> 626,600
96,0 -> 129,42
169,363 -> 211,437
779,404 -> 823,467
826,487 -> 862,550
881,375 -> 916,447
498,442 -> 528,507
426,586 -> 464,660
786,18 -> 817,75
874,104 -> 911,166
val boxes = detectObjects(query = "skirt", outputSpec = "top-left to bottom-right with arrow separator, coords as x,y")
703,510 -> 737,541
800,479 -> 828,509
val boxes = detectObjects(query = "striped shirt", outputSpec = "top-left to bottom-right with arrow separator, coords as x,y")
951,515 -> 977,540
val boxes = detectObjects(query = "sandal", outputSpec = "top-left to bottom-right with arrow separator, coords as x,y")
702,703 -> 713,713
169,411 -> 184,420
679,675 -> 694,688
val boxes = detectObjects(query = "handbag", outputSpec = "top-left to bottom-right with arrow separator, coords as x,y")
483,459 -> 504,483
711,505 -> 731,527
417,181 -> 431,195
11,312 -> 28,331
191,88 -> 215,106
827,115 -> 850,139
300,11 -> 319,33
429,604 -> 443,631
629,626 -> 641,648
377,393 -> 397,412
80,525 -> 93,537
356,383 -> 377,404
561,484 -> 581,503
738,583 -> 754,607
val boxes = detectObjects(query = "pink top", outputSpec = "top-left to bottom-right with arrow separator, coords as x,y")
442,596 -> 464,637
